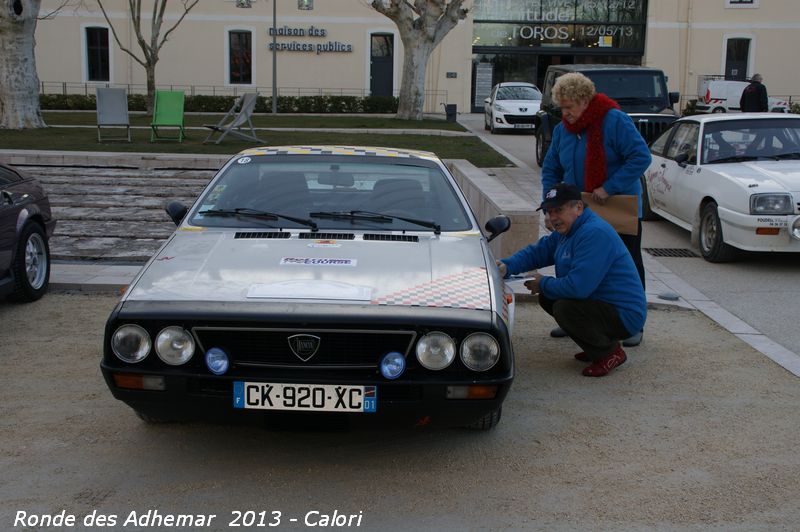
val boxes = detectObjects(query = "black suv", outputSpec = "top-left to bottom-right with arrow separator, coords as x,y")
534,64 -> 680,166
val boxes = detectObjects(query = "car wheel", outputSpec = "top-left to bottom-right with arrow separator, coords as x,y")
699,202 -> 738,262
9,222 -> 50,302
535,129 -> 548,167
465,407 -> 502,430
711,107 -> 726,113
640,175 -> 660,221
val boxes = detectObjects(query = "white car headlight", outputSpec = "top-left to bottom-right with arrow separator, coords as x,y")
111,324 -> 151,363
416,332 -> 456,370
750,194 -> 793,214
792,217 -> 800,240
460,333 -> 500,372
155,326 -> 195,366
495,104 -> 508,113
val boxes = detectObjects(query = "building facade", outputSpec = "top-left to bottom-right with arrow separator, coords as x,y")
33,0 -> 799,114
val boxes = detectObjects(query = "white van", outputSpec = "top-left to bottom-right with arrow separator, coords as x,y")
695,78 -> 789,113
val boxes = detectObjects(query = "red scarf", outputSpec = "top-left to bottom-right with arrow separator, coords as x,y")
562,93 -> 620,192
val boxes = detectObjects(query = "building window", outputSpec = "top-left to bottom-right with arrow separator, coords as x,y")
229,30 -> 253,84
725,0 -> 758,7
86,27 -> 110,82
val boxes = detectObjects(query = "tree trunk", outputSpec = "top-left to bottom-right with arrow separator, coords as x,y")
146,65 -> 156,115
0,0 -> 46,129
396,41 -> 433,120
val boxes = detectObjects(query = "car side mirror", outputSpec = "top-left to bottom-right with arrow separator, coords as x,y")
484,97 -> 491,104
674,152 -> 690,167
485,215 -> 511,242
165,201 -> 189,226
669,91 -> 680,104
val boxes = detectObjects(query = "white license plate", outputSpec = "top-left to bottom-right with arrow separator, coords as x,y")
514,123 -> 533,129
233,382 -> 377,413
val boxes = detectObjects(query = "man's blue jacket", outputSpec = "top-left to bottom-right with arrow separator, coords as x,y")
500,208 -> 646,336
542,108 -> 651,217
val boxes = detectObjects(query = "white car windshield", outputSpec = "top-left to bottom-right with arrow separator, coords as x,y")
496,86 -> 541,101
190,156 -> 471,232
702,118 -> 800,164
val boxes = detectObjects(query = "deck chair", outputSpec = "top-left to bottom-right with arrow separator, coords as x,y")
96,87 -> 130,142
203,92 -> 262,144
150,90 -> 185,142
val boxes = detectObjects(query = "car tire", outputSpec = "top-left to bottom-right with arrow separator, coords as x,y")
535,129 -> 548,167
490,116 -> 497,134
8,222 -> 50,302
711,107 -> 726,114
699,202 -> 738,262
640,175 -> 660,221
135,409 -> 174,424
465,407 -> 502,430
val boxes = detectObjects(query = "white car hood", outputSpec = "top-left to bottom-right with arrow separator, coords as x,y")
497,99 -> 540,113
125,230 -> 493,310
713,161 -> 800,192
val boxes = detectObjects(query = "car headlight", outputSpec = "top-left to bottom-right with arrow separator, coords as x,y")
792,217 -> 800,240
155,326 -> 195,365
460,333 -> 500,372
750,193 -> 793,214
111,324 -> 151,363
495,104 -> 508,113
416,332 -> 456,370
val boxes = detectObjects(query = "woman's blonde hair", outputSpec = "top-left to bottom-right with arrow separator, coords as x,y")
552,73 -> 596,105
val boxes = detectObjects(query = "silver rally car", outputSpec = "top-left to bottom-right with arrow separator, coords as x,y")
102,146 -> 514,430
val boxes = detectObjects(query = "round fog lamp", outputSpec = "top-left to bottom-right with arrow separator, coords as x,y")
380,351 -> 406,379
205,347 -> 230,375
155,326 -> 195,366
111,324 -> 151,363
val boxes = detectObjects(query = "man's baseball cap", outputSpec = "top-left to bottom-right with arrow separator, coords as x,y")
538,183 -> 582,211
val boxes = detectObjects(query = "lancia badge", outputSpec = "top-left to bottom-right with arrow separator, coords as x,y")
288,334 -> 321,361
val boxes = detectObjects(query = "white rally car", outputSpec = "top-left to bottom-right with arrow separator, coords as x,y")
642,114 -> 800,262
101,146 -> 515,430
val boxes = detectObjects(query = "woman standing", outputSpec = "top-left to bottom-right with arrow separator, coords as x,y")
541,72 -> 651,346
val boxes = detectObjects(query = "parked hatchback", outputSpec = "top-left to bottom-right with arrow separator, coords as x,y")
0,163 -> 56,302
484,82 -> 542,134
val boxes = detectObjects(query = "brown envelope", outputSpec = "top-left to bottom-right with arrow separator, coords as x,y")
580,192 -> 639,236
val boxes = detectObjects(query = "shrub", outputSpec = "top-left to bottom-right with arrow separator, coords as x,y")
362,96 -> 399,113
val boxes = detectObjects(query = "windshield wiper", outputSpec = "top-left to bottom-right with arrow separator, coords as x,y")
199,208 -> 318,230
309,210 -> 393,223
353,210 -> 441,234
707,155 -> 760,164
772,151 -> 800,160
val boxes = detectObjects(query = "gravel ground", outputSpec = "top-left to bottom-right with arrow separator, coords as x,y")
1,291 -> 799,531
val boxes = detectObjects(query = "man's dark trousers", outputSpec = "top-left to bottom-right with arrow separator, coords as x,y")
539,293 -> 631,360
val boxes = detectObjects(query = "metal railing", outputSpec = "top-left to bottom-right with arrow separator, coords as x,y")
38,81 -> 449,114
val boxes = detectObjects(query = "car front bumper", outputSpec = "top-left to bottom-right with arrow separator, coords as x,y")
719,207 -> 800,252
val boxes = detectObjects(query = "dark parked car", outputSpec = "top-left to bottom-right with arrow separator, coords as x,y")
534,64 -> 681,166
0,163 -> 56,302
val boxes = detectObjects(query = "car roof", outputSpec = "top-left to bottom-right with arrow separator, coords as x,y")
496,82 -> 537,87
549,64 -> 665,73
679,113 -> 800,124
236,145 -> 440,162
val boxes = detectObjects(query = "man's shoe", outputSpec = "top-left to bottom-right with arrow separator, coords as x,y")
550,326 -> 567,338
574,351 -> 591,362
582,346 -> 627,377
622,330 -> 643,347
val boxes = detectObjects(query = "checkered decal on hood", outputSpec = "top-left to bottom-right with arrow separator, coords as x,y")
371,267 -> 491,310
239,145 -> 437,160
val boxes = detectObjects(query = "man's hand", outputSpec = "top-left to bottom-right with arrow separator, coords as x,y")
495,260 -> 507,277
523,273 -> 545,294
592,186 -> 609,204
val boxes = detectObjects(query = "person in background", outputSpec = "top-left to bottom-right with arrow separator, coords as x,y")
540,72 -> 651,346
497,183 -> 646,377
739,73 -> 769,112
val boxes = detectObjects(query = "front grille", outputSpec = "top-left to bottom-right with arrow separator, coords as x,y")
193,327 -> 416,368
235,231 -> 290,239
632,117 -> 678,144
363,234 -> 419,242
644,247 -> 699,258
299,232 -> 355,240
504,114 -> 536,125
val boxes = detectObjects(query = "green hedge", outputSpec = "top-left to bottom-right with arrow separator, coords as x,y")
39,93 -> 398,114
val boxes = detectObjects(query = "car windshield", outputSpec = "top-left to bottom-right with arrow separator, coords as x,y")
701,118 -> 800,164
585,71 -> 668,111
497,86 -> 541,101
189,155 -> 471,232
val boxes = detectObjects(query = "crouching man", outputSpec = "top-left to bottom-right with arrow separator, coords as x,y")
497,183 -> 646,377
